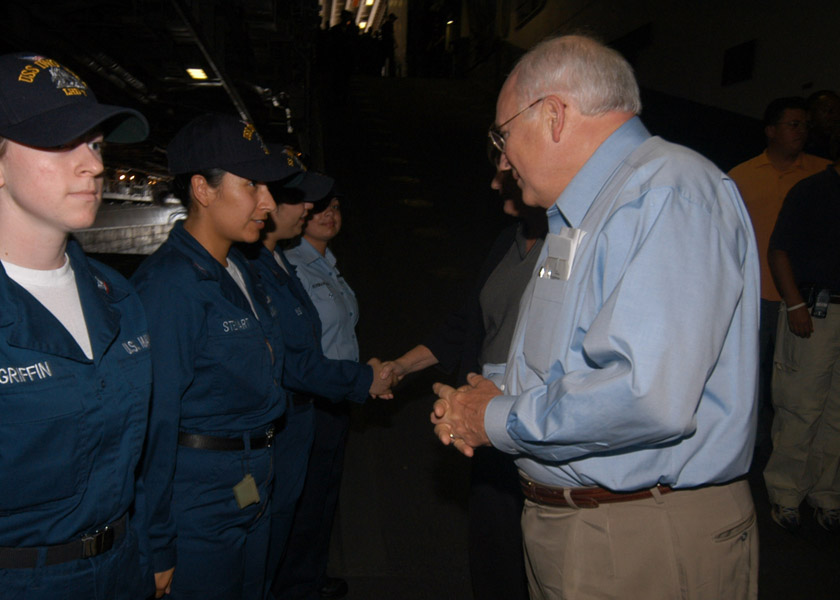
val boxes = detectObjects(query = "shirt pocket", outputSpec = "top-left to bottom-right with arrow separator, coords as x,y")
205,328 -> 274,415
522,277 -> 570,376
308,281 -> 338,307
0,374 -> 84,513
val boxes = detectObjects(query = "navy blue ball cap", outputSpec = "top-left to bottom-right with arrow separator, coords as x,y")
167,113 -> 302,183
0,52 -> 148,147
292,171 -> 335,204
269,170 -> 335,205
266,145 -> 334,203
311,183 -> 344,214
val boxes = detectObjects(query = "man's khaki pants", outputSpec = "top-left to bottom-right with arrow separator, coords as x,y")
764,307 -> 840,509
521,480 -> 758,600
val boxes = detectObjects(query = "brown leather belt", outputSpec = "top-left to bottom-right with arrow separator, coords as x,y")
520,476 -> 672,508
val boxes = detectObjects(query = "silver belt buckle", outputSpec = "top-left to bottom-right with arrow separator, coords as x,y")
81,525 -> 112,558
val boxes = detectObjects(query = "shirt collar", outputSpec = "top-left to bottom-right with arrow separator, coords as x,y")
756,149 -> 811,172
168,220 -> 224,282
754,151 -> 773,168
513,223 -> 533,259
552,116 -> 650,230
297,238 -> 336,268
0,240 -> 124,361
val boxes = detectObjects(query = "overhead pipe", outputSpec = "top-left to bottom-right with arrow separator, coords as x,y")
170,0 -> 253,123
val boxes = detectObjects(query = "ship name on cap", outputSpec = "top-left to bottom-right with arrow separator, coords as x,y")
17,56 -> 89,97
242,122 -> 270,154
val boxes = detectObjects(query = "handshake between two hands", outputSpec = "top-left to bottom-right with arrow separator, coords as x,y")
365,353 -> 438,399
365,358 -> 499,458
365,357 -> 402,400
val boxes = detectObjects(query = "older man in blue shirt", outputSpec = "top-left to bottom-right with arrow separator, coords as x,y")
432,35 -> 760,599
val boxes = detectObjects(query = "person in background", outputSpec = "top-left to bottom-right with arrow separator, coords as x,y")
379,13 -> 398,77
379,150 -> 546,600
0,52 -> 151,599
131,113 -> 298,599
272,188 -> 365,600
433,34 -> 760,599
251,165 -> 395,600
764,147 -> 840,533
729,97 -> 830,462
805,90 -> 840,161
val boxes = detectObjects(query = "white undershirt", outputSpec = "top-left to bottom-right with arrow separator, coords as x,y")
272,249 -> 289,273
2,256 -> 93,359
225,260 -> 259,318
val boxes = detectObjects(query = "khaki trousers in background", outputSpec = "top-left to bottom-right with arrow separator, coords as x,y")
521,480 -> 758,600
764,307 -> 840,509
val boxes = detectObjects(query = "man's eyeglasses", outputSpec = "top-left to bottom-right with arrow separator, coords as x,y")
776,120 -> 810,131
488,97 -> 545,153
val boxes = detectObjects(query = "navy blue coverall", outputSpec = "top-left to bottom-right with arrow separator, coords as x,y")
132,222 -> 285,600
250,244 -> 370,598
0,240 -> 152,599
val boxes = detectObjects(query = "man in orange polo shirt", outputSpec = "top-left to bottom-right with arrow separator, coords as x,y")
729,97 -> 830,471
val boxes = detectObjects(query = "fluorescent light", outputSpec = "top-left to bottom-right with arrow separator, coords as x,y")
186,68 -> 208,80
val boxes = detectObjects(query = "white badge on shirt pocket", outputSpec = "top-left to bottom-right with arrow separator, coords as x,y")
539,228 -> 585,281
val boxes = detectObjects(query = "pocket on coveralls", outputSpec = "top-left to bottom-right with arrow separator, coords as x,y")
0,375 -> 84,512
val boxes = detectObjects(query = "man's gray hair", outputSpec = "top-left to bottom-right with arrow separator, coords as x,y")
511,35 -> 641,116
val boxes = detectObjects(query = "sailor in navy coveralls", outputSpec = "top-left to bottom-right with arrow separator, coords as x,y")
131,114 -> 300,599
246,169 -> 393,599
0,52 -> 151,599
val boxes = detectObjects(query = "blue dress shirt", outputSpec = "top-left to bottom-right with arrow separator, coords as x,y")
285,239 -> 360,362
485,117 -> 760,491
